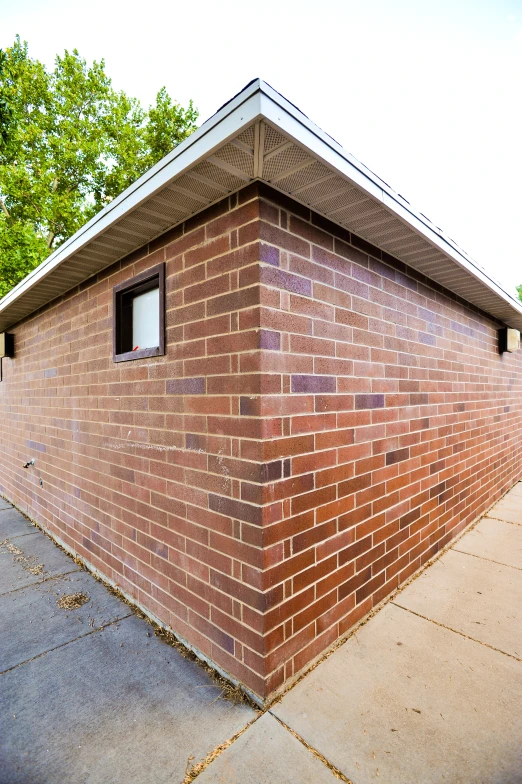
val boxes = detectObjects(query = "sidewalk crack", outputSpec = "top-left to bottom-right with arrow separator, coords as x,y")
270,713 -> 354,782
485,515 -> 522,528
0,569 -> 81,598
0,531 -> 39,540
182,713 -> 262,782
392,603 -> 521,662
0,613 -> 133,675
452,548 -> 522,571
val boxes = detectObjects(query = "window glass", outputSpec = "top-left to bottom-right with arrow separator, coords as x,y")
132,287 -> 159,350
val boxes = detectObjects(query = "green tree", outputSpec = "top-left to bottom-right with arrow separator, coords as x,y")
517,284 -> 522,303
0,37 -> 198,297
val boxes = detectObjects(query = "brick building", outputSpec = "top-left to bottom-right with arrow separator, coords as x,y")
1,80 -> 521,704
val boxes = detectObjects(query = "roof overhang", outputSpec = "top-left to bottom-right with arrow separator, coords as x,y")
1,79 -> 522,332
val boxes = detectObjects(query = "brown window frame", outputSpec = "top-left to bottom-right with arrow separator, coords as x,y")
113,263 -> 165,363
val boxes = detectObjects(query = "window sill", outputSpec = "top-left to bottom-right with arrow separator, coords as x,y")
113,346 -> 163,363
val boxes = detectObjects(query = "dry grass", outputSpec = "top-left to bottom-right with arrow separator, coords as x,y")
182,718 -> 259,783
273,716 -> 354,782
84,576 -> 258,710
0,519 -> 256,711
0,539 -> 45,576
152,625 -> 258,709
57,592 -> 90,610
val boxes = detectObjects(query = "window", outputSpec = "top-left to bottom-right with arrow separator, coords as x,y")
113,263 -> 165,362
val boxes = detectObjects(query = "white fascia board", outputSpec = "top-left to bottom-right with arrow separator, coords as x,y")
2,77 -> 521,330
0,81 -> 265,315
257,82 -> 522,322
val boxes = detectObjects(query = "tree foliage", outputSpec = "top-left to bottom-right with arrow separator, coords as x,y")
0,37 -> 198,297
517,284 -> 522,303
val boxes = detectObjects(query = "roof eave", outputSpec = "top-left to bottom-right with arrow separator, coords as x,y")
257,82 -> 522,321
1,78 -> 521,333
0,81 -> 265,318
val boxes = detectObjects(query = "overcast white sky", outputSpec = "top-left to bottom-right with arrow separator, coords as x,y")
2,0 -> 521,297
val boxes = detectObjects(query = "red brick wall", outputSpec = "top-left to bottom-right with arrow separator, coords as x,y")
246,184 -> 522,696
1,182 -> 522,703
0,190 -> 274,699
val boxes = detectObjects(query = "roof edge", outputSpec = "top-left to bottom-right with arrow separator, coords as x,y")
0,80 -> 265,314
1,78 -> 521,331
256,81 -> 522,317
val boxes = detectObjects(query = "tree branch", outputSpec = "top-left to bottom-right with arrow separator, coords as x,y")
0,198 -> 9,218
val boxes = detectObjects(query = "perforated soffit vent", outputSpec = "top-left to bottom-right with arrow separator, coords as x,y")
1,79 -> 521,333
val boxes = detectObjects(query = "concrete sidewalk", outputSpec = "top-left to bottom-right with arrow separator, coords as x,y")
0,502 -> 257,784
1,486 -> 521,783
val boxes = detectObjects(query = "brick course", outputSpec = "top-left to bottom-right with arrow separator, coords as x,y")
1,182 -> 521,702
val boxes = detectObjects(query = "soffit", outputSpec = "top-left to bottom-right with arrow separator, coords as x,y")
1,80 -> 521,332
